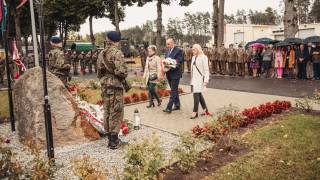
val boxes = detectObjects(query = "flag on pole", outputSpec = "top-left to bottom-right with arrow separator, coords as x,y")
12,40 -> 27,79
16,0 -> 28,9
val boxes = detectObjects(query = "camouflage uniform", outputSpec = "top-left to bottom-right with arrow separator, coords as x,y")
184,47 -> 193,73
227,46 -> 237,76
237,47 -> 246,76
218,46 -> 227,75
78,52 -> 86,75
210,46 -> 219,74
48,48 -> 71,86
97,43 -> 128,134
25,54 -> 35,69
86,52 -> 93,74
139,48 -> 147,72
92,51 -> 98,73
71,51 -> 79,75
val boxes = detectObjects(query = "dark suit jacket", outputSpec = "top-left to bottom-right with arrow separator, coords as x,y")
305,47 -> 314,62
165,47 -> 183,79
295,49 -> 308,63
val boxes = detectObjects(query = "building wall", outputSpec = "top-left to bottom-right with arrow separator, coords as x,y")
211,23 -> 320,47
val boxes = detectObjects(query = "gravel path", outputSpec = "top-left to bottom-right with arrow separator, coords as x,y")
0,122 -> 181,179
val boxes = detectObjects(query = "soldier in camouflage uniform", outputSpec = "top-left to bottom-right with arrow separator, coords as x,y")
227,44 -> 237,76
210,44 -> 219,74
139,46 -> 147,72
79,51 -> 86,75
97,31 -> 128,150
92,51 -> 98,73
71,51 -> 79,75
184,46 -> 193,73
236,44 -> 246,76
86,51 -> 93,74
48,36 -> 71,87
218,44 -> 227,75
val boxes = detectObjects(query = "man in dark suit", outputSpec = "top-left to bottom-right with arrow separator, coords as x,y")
163,38 -> 184,113
305,42 -> 314,79
296,44 -> 308,80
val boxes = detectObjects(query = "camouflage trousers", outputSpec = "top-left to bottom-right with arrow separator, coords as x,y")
102,87 -> 124,134
0,67 -> 5,84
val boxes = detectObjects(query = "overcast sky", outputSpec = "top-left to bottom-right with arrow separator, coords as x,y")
79,0 -> 281,35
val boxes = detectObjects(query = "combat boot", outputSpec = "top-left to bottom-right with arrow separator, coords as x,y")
108,132 -> 128,150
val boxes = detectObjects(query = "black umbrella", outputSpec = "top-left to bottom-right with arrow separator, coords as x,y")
284,38 -> 303,45
303,36 -> 320,44
256,38 -> 273,44
275,41 -> 292,47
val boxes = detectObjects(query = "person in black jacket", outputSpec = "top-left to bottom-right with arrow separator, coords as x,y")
163,38 -> 183,114
295,44 -> 308,80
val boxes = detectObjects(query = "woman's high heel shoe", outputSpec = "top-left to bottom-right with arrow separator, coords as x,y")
147,102 -> 155,108
190,113 -> 198,119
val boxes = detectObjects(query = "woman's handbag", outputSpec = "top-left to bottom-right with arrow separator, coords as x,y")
149,73 -> 158,81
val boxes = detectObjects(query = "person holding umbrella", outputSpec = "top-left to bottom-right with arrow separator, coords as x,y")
250,47 -> 260,78
312,45 -> 320,80
296,44 -> 308,80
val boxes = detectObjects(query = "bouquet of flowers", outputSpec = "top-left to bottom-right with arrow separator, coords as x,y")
161,58 -> 177,73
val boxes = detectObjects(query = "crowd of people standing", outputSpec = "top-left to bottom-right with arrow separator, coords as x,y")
182,42 -> 320,80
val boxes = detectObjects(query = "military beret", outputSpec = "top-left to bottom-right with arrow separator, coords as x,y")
106,31 -> 122,42
50,36 -> 62,44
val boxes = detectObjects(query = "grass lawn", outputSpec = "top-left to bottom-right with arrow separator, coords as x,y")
208,113 -> 320,180
0,91 -> 9,119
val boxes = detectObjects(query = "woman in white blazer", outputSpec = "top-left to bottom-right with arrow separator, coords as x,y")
190,44 -> 210,119
143,45 -> 162,108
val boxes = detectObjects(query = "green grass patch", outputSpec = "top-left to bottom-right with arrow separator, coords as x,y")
208,113 -> 320,180
0,91 -> 9,119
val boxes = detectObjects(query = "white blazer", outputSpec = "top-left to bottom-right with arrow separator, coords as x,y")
191,54 -> 210,93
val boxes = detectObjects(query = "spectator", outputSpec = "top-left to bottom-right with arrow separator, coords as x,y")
312,45 -> 320,80
250,47 -> 260,78
143,45 -> 162,108
306,42 -> 314,79
190,44 -> 210,119
287,45 -> 296,79
275,47 -> 284,79
261,45 -> 273,78
296,44 -> 307,80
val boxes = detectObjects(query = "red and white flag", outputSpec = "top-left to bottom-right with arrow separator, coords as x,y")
16,0 -> 28,10
12,40 -> 26,79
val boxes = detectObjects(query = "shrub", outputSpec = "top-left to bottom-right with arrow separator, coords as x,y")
173,133 -> 199,173
123,134 -> 163,180
0,146 -> 23,179
131,93 -> 140,103
156,79 -> 168,90
124,96 -> 132,104
89,80 -> 100,90
140,92 -> 148,101
96,100 -> 104,106
71,155 -> 107,180
295,97 -> 313,112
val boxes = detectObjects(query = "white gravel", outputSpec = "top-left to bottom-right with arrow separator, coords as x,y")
0,122 -> 181,179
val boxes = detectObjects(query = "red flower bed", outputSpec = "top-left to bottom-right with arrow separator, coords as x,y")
131,93 -> 140,103
178,88 -> 184,94
192,100 -> 292,141
124,96 -> 132,104
163,90 -> 170,97
140,92 -> 148,101
157,89 -> 164,98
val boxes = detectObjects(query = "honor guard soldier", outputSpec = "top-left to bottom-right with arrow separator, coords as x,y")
218,44 -> 227,75
97,31 -> 129,150
236,44 -> 246,76
227,44 -> 237,76
48,36 -> 71,87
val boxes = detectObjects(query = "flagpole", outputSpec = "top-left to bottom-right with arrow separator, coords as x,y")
29,0 -> 39,66
38,0 -> 54,160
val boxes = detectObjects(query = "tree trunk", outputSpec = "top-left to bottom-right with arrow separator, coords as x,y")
114,0 -> 120,32
156,0 -> 162,51
14,9 -> 24,56
89,15 -> 95,47
284,0 -> 298,38
212,0 -> 219,45
63,24 -> 68,48
217,0 -> 225,46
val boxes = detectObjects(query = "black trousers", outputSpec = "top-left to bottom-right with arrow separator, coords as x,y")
297,63 -> 307,79
193,93 -> 207,113
166,78 -> 181,111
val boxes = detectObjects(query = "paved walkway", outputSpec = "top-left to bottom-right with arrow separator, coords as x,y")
124,86 -> 299,135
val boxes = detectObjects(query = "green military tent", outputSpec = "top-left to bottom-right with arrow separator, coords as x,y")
71,43 -> 95,52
